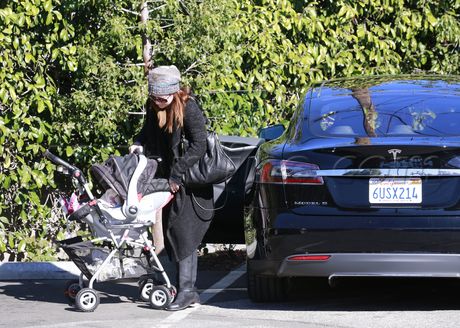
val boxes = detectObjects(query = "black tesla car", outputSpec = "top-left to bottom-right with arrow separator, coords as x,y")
246,75 -> 460,302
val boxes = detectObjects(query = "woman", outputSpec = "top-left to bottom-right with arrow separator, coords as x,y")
129,65 -> 214,311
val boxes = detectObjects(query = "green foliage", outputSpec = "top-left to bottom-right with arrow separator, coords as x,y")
53,0 -> 146,165
1,0 -> 459,261
0,0 -> 77,261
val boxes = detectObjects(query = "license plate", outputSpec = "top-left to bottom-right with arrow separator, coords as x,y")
369,178 -> 422,204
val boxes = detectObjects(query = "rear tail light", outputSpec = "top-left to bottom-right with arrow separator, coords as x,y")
259,160 -> 324,185
288,255 -> 331,261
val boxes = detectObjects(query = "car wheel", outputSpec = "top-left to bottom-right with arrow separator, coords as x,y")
247,268 -> 287,302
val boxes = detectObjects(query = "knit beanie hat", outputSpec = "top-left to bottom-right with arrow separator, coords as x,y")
148,65 -> 181,96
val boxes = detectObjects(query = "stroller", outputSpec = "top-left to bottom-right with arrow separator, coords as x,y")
44,150 -> 176,312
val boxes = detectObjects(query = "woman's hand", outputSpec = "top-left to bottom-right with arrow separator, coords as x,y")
169,179 -> 180,193
129,145 -> 143,154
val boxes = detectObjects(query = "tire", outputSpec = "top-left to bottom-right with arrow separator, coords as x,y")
64,280 -> 82,303
149,285 -> 172,310
139,280 -> 154,302
247,266 -> 287,302
75,288 -> 100,312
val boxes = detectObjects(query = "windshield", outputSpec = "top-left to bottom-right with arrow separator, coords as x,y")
308,90 -> 460,137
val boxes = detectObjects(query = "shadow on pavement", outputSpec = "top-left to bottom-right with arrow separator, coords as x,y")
209,276 -> 460,312
0,280 -> 142,307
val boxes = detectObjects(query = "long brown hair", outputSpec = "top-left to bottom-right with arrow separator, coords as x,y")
151,87 -> 190,133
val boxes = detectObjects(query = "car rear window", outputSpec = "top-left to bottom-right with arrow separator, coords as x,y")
308,91 -> 460,137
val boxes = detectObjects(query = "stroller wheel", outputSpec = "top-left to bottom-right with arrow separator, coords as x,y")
75,288 -> 100,312
64,280 -> 82,303
149,285 -> 172,310
139,279 -> 155,302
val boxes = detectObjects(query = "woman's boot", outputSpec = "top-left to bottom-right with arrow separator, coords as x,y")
165,252 -> 200,311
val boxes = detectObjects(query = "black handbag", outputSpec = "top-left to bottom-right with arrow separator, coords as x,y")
182,131 -> 236,188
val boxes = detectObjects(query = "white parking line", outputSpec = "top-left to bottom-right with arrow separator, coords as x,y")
157,263 -> 246,328
199,264 -> 246,303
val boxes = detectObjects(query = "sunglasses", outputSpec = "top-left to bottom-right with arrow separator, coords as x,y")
152,95 -> 171,103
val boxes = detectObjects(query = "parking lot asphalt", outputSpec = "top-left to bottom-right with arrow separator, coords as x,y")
0,257 -> 247,328
0,269 -> 247,326
5,263 -> 460,328
6,249 -> 460,328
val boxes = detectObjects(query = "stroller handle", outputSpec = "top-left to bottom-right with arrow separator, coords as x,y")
44,150 -> 78,172
44,149 -> 88,186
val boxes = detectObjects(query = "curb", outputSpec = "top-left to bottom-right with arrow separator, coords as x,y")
0,255 -> 177,280
0,244 -> 246,280
0,262 -> 80,280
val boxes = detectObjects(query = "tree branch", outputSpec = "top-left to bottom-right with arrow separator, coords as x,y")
140,1 -> 152,74
118,62 -> 147,66
119,7 -> 140,16
160,23 -> 175,29
184,60 -> 202,74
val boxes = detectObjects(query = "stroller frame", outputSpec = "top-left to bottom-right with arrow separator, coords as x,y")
45,150 -> 176,312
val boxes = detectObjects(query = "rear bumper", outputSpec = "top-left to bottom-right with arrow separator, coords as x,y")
274,253 -> 460,278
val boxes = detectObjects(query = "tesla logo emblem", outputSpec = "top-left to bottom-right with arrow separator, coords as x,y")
388,149 -> 402,161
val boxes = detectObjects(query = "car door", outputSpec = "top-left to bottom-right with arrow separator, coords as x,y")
203,135 -> 264,244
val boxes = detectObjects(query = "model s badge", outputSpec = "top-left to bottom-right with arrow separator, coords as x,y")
388,149 -> 402,161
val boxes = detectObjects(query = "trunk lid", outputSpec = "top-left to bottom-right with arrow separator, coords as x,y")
282,137 -> 460,215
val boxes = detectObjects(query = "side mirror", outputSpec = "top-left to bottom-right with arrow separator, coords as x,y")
258,124 -> 285,141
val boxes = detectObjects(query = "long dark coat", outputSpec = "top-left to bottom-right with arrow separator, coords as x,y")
134,98 -> 214,261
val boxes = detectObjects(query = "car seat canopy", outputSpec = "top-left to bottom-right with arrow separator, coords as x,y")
90,153 -> 170,200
